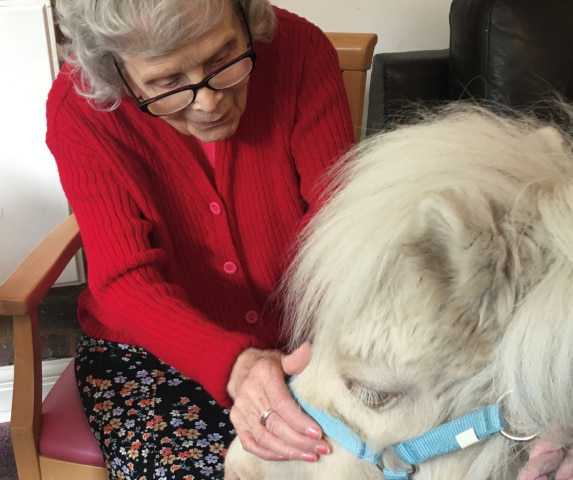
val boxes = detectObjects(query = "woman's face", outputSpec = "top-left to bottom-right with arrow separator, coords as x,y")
120,4 -> 250,142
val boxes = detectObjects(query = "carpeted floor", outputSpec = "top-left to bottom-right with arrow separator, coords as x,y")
0,422 -> 18,480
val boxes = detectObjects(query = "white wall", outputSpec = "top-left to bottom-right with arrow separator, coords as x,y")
271,0 -> 453,54
0,358 -> 71,422
0,0 -> 83,285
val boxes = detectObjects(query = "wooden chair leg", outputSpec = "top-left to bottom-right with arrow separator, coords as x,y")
10,312 -> 43,480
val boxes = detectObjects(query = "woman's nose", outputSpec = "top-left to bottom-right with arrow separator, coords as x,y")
191,87 -> 223,113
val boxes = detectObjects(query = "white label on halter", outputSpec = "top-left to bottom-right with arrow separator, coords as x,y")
455,428 -> 479,448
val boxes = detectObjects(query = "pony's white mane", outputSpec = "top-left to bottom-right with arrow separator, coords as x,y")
285,104 -> 571,344
281,103 -> 573,477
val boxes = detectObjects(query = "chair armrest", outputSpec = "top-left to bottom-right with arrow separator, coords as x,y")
0,214 -> 82,316
367,49 -> 450,133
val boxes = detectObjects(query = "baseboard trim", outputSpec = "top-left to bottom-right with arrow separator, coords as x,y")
0,358 -> 72,423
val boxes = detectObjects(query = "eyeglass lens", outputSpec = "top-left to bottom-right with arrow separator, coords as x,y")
146,55 -> 254,116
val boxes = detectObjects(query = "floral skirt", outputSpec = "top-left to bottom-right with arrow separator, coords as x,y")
75,336 -> 235,480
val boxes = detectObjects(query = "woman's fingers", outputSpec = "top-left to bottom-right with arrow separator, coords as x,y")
265,388 -> 327,450
236,428 -> 288,461
230,376 -> 329,460
227,346 -> 331,461
237,408 -> 326,461
281,342 -> 312,376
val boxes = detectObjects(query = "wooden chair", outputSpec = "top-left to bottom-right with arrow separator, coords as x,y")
0,32 -> 377,480
0,215 -> 107,480
327,33 -> 378,142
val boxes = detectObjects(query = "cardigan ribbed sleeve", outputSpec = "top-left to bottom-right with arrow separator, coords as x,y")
45,7 -> 354,407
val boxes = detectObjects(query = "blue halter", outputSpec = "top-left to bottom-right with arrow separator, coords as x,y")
289,380 -> 508,479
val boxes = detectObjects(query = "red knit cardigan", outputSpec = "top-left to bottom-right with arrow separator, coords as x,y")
46,7 -> 354,407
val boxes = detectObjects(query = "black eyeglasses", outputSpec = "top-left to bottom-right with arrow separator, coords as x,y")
114,2 -> 256,117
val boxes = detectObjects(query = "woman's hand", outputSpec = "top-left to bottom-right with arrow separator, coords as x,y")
227,342 -> 331,462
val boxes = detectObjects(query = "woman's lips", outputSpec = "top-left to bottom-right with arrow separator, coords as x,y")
194,112 -> 229,129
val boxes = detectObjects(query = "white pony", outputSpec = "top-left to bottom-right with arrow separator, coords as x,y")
225,104 -> 573,480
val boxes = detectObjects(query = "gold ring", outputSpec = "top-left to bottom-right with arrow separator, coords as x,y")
260,408 -> 274,427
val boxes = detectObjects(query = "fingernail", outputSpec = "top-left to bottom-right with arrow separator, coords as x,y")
278,456 -> 289,461
302,453 -> 318,463
315,444 -> 331,455
306,427 -> 323,440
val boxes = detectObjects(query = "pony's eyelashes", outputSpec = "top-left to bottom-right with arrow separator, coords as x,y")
345,378 -> 401,409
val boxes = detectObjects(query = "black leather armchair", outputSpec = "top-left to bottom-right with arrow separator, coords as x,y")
367,0 -> 573,133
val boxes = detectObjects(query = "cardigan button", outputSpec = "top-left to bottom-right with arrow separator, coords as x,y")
209,202 -> 222,215
223,262 -> 238,274
245,311 -> 260,324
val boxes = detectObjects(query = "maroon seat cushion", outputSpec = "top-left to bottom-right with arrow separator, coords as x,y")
39,360 -> 106,467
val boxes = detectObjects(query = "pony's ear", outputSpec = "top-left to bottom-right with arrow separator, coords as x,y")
405,192 -> 523,332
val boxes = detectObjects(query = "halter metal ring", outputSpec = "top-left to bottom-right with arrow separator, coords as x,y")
377,460 -> 419,476
496,391 -> 538,442
499,429 -> 538,442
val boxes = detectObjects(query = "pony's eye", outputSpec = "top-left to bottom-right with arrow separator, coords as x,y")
346,380 -> 399,409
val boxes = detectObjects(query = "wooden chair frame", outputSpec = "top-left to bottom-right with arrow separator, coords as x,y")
0,32 -> 376,480
0,215 -> 107,480
327,33 -> 378,142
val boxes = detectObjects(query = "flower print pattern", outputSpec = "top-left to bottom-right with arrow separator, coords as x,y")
76,336 -> 234,480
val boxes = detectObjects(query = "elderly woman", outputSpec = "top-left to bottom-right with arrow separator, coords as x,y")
48,0 -> 354,478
